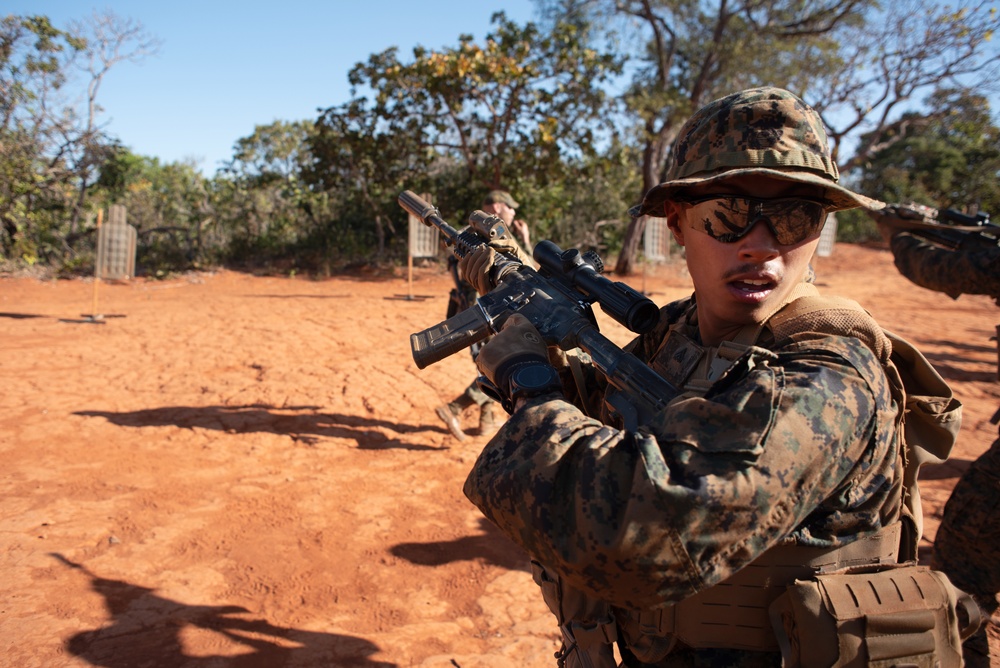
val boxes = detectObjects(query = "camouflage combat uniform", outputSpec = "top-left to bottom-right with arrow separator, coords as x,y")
460,87 -> 967,665
873,211 -> 1000,666
465,292 -> 903,666
932,429 -> 1000,667
438,254 -> 496,436
890,232 -> 1000,301
446,255 -> 495,410
886,231 -> 1000,666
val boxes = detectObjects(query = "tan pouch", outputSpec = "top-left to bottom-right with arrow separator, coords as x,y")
530,560 -> 617,668
769,562 -> 980,667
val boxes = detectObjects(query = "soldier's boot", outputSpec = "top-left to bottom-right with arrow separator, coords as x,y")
435,402 -> 467,441
478,402 -> 496,435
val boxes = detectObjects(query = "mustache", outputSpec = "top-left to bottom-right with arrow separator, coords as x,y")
722,262 -> 780,281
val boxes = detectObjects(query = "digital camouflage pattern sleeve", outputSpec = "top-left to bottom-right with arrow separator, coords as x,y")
932,428 -> 1000,665
463,299 -> 900,610
890,232 -> 1000,300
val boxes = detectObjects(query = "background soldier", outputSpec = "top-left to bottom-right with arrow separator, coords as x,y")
435,190 -> 532,441
873,205 -> 1000,667
870,203 -> 1000,304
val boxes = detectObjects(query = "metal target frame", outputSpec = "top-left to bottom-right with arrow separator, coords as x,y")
643,216 -> 671,262
96,205 -> 137,280
402,192 -> 440,301
816,212 -> 838,258
641,215 -> 670,295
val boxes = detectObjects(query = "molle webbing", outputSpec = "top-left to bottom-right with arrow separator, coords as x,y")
615,294 -> 937,657
765,294 -> 892,365
620,523 -> 902,653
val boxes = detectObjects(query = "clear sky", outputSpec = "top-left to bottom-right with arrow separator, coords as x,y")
12,1 -> 539,175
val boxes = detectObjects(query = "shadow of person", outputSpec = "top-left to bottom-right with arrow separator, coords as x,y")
74,405 -> 448,451
390,518 -> 530,571
51,553 -> 395,668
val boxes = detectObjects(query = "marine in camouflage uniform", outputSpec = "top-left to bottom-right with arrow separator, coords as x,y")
433,254 -> 496,441
890,232 -> 1000,300
933,433 -> 1000,667
458,88 -> 963,666
871,203 -> 1000,301
873,203 -> 1000,667
435,190 -> 531,441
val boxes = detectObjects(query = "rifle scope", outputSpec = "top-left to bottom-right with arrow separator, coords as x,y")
533,240 -> 660,335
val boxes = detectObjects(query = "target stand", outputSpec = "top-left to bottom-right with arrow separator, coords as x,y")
390,192 -> 438,302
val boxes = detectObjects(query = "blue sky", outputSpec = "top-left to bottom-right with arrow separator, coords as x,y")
12,1 -> 539,175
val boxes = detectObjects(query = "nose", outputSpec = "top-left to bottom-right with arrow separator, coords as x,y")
736,217 -> 780,261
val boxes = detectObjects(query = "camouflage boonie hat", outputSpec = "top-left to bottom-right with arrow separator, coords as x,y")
637,87 -> 883,216
483,190 -> 519,209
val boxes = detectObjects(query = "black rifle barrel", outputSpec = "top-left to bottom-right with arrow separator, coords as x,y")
399,189 -> 660,335
398,190 -> 459,241
533,240 -> 660,334
939,208 -> 991,227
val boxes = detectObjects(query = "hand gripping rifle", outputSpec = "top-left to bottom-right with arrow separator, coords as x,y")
399,190 -> 679,431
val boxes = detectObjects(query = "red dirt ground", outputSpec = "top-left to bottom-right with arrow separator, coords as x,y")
1,242 -> 998,667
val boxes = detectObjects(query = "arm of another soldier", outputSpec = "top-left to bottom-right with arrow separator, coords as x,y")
890,232 -> 1000,300
511,219 -> 531,253
463,329 -> 895,611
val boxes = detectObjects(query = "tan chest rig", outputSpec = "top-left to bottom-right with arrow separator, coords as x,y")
538,285 -> 973,667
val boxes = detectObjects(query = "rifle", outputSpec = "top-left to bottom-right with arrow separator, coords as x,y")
870,203 -> 999,251
399,190 -> 678,430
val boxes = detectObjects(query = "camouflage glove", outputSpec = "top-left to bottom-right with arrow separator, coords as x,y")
458,239 -> 523,296
490,236 -> 523,260
476,314 -> 561,412
476,314 -> 547,385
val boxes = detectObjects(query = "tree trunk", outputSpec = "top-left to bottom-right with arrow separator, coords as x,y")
374,213 -> 385,257
615,128 -> 672,275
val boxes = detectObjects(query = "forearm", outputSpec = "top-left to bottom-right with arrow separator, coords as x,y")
464,346 -> 889,609
464,395 -> 699,608
891,232 -> 1000,298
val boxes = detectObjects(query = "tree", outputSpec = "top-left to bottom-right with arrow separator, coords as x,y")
313,9 -> 623,250
856,88 -> 1000,214
539,0 -> 874,272
820,1 -> 1000,173
0,11 -> 159,267
217,120 -> 331,268
311,99 -> 419,259
539,0 -> 1000,274
0,14 -> 82,261
92,145 -> 212,273
66,9 -> 161,236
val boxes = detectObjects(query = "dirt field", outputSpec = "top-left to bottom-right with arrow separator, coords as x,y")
1,242 -> 998,667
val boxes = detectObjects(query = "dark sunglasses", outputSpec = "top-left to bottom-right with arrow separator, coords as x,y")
679,196 -> 830,245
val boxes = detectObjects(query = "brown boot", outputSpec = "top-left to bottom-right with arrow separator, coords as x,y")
435,403 -> 466,441
478,403 -> 496,435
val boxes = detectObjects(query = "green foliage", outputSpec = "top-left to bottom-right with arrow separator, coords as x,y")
330,11 -> 622,192
831,207 -> 880,244
0,15 -> 82,263
7,8 -> 1000,277
854,88 -> 1000,216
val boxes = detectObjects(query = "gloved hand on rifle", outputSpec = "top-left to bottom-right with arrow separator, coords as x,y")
476,314 -> 563,413
458,238 -> 523,296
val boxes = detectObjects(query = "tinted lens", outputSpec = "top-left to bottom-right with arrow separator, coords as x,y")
685,197 -> 827,245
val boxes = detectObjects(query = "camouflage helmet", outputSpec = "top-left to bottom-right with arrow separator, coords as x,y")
637,87 -> 883,216
482,190 -> 519,209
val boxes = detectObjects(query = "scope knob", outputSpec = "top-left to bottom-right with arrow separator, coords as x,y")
582,250 -> 604,274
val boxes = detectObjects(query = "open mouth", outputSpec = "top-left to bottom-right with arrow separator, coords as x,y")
730,277 -> 776,293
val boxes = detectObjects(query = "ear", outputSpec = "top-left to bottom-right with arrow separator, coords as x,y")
665,201 -> 686,247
